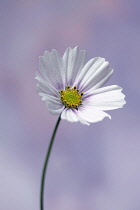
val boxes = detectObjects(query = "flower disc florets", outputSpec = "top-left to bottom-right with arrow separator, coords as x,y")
60,86 -> 84,109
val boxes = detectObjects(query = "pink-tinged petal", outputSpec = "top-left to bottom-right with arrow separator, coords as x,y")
39,50 -> 64,90
77,57 -> 113,92
83,85 -> 126,110
78,105 -> 111,123
61,108 -> 90,125
63,47 -> 86,87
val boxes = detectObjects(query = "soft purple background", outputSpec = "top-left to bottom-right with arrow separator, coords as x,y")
1,0 -> 140,210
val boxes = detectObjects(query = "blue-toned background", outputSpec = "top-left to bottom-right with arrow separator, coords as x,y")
1,0 -> 140,210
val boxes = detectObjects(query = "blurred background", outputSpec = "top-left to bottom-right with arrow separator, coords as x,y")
1,0 -> 140,210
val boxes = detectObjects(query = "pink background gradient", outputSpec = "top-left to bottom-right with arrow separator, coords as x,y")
1,0 -> 140,210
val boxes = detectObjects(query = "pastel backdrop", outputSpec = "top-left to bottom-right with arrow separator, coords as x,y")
1,0 -> 140,210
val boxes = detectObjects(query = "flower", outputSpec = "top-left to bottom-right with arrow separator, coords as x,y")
36,47 -> 126,125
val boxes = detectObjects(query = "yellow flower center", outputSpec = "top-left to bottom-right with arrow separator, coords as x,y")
59,86 -> 84,109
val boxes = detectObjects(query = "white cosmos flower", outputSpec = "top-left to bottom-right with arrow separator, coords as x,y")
36,47 -> 126,125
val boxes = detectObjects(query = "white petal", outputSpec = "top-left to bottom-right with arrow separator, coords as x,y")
83,85 -> 126,110
35,73 -> 59,97
63,47 -> 86,87
38,92 -> 60,103
83,69 -> 113,95
77,57 -> 113,92
75,57 -> 104,87
61,108 -> 79,122
47,102 -> 64,115
37,91 -> 64,115
61,108 -> 90,125
87,85 -> 122,95
78,105 -> 111,123
39,50 -> 64,90
48,106 -> 64,115
51,49 -> 66,88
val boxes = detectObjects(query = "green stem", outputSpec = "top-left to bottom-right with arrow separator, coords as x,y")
40,115 -> 61,210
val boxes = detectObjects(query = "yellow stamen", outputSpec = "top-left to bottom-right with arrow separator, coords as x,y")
60,86 -> 84,109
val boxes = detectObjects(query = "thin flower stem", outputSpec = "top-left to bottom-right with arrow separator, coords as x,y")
40,115 -> 61,210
